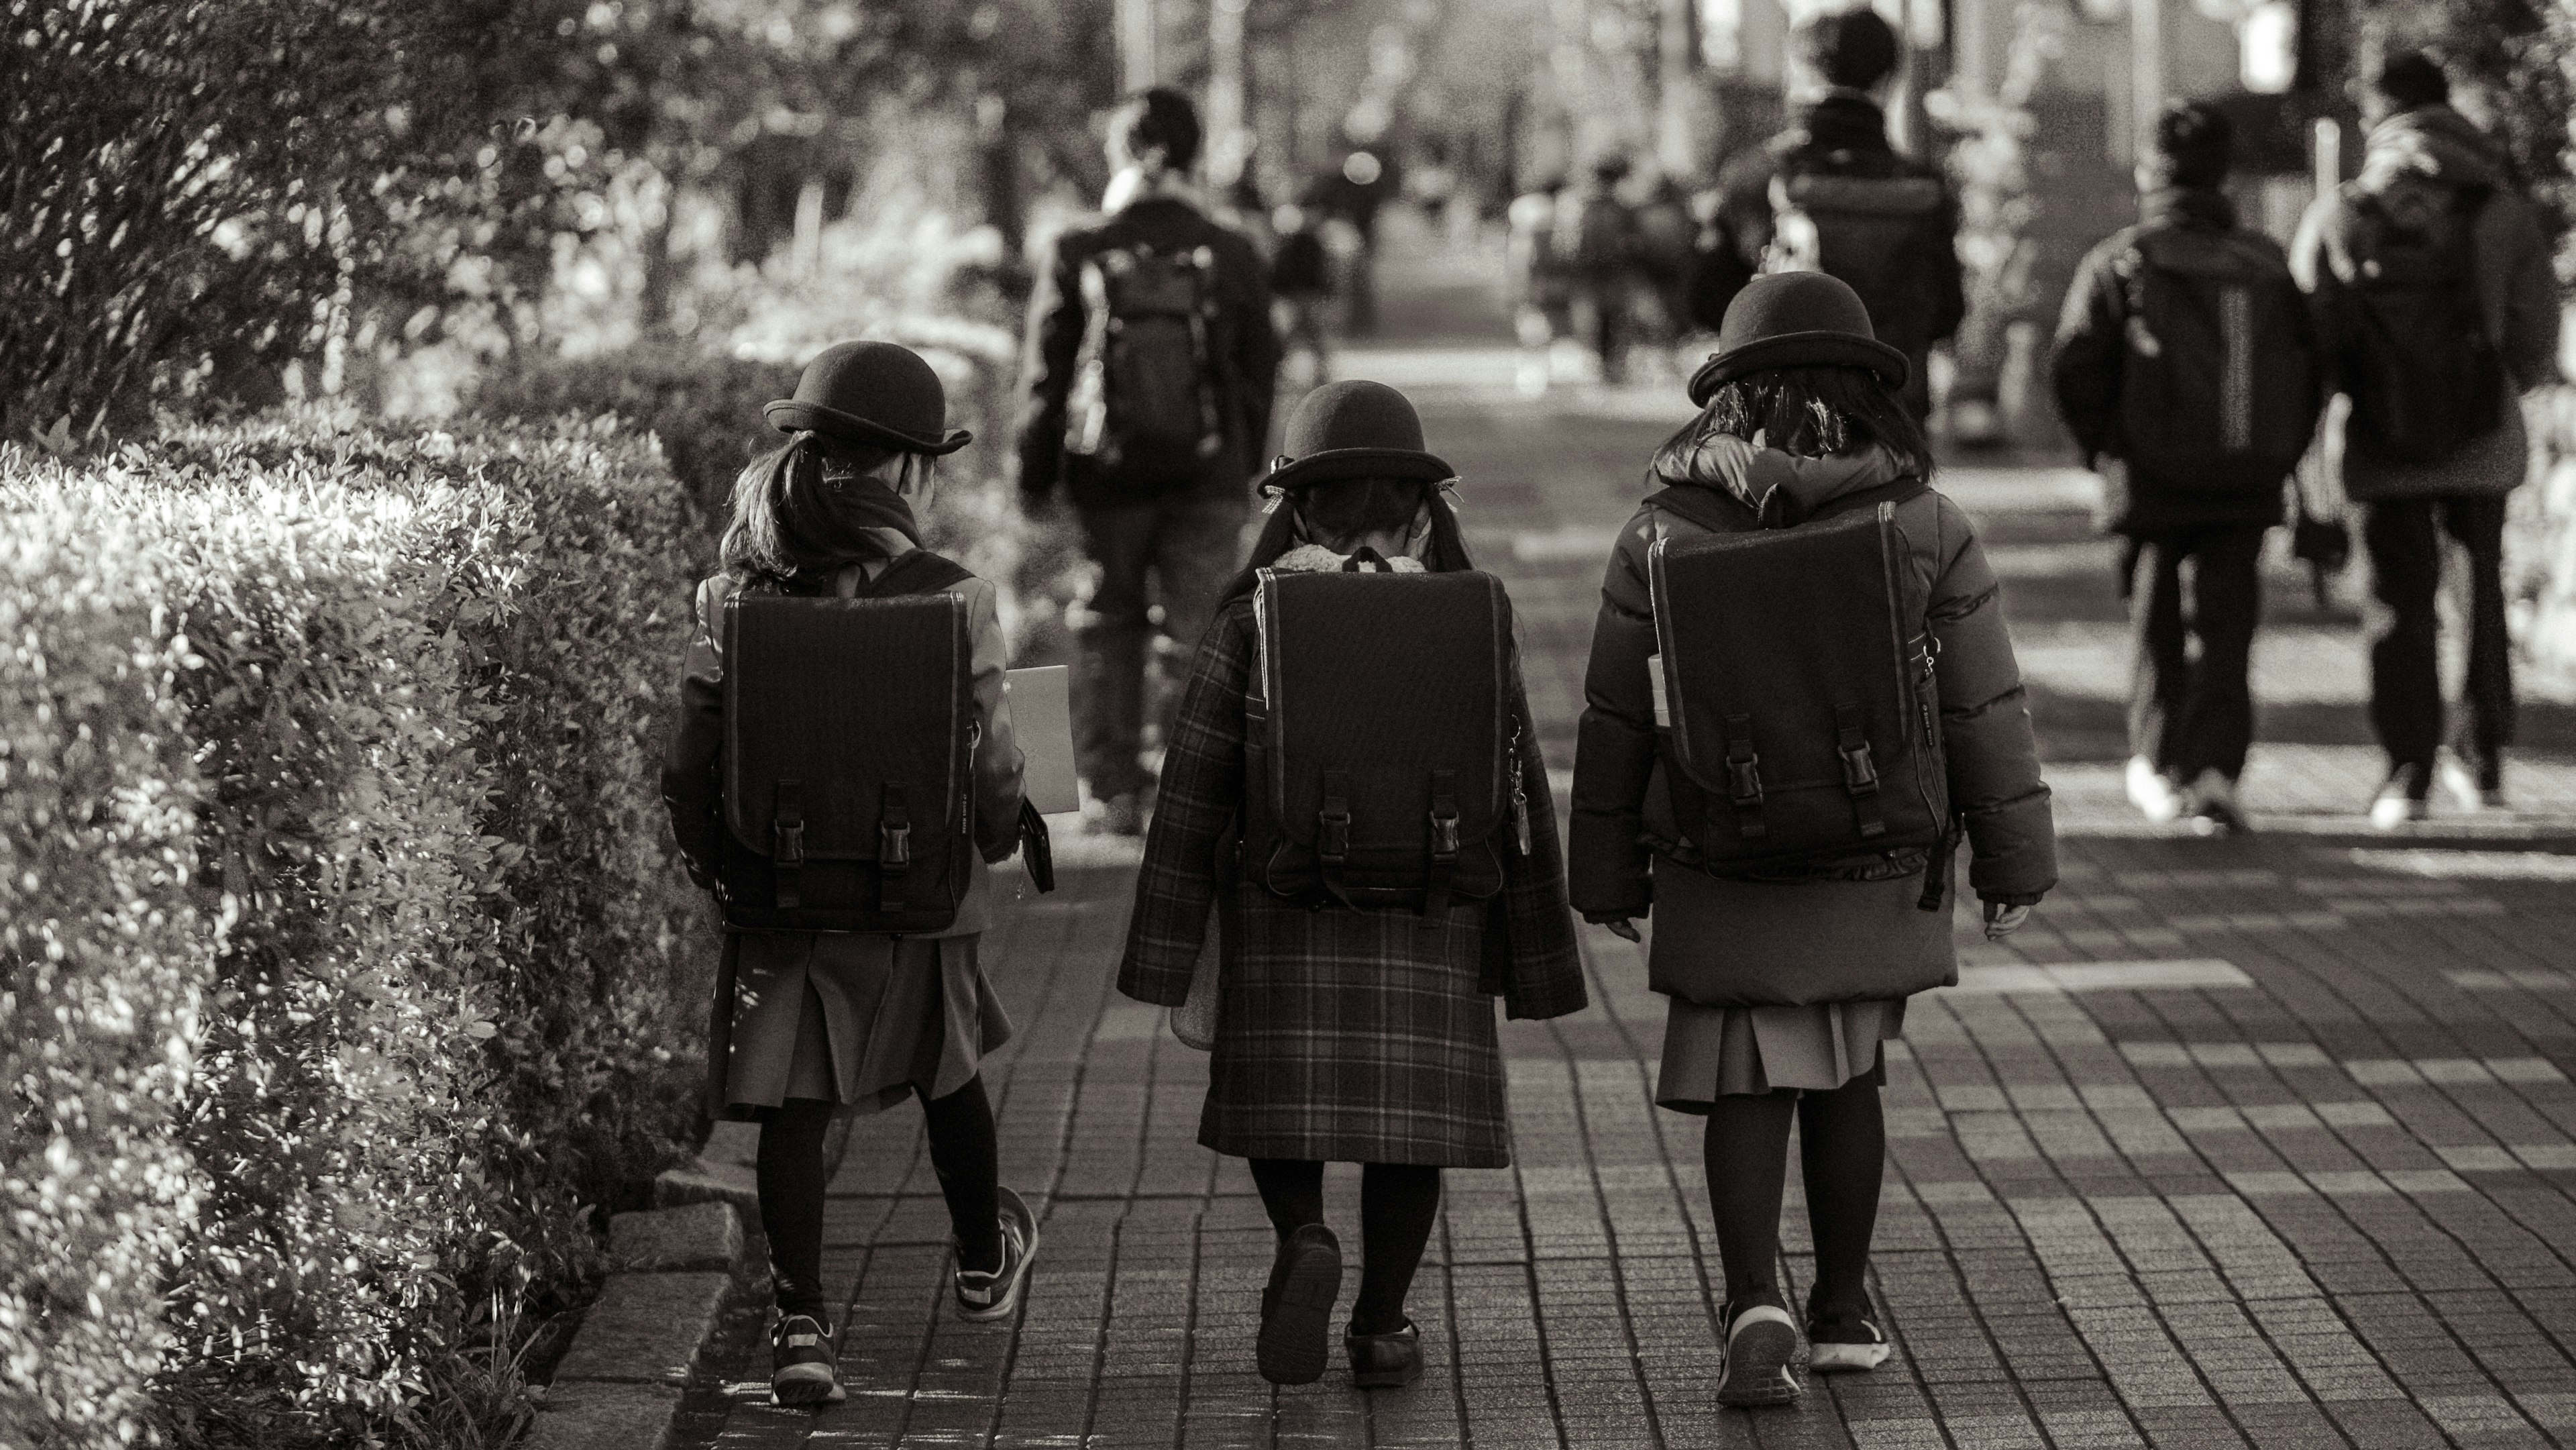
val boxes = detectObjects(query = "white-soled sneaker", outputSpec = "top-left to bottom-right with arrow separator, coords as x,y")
955,1185 -> 1039,1322
768,1314 -> 847,1406
1715,1302 -> 1801,1406
2127,756 -> 2186,825
2440,757 -> 2506,814
2184,769 -> 2250,836
1806,1306 -> 1892,1373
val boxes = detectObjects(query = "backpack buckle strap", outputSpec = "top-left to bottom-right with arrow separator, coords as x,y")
773,781 -> 806,910
1316,768 -> 1358,910
1424,769 -> 1460,919
1722,714 -> 1768,841
1834,705 -> 1887,839
879,784 -> 912,914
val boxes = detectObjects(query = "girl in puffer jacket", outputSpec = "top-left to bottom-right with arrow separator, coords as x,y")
1570,274 -> 2057,1406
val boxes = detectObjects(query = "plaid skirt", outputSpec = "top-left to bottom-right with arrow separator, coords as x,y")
1199,885 -> 1510,1168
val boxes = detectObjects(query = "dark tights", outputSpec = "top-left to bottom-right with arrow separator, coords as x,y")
1701,1075 -> 1884,1320
758,1076 -> 1002,1323
1248,1158 -> 1441,1336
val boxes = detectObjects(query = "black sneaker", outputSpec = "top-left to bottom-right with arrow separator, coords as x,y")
1257,1223 -> 1343,1385
1346,1318 -> 1423,1389
1806,1303 -> 1891,1373
955,1185 -> 1040,1321
1714,1300 -> 1800,1406
769,1313 -> 845,1406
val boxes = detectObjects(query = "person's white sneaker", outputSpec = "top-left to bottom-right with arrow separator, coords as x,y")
2369,786 -> 2430,831
2184,770 -> 2249,835
2439,758 -> 2507,813
2126,757 -> 2185,824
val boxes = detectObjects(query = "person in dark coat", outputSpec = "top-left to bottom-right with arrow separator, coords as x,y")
1570,275 -> 2056,1406
1016,87 -> 1283,835
2290,53 -> 2561,825
2052,101 -> 2322,832
1706,8 -> 1965,417
662,343 -> 1038,1407
1119,380 -> 1587,1392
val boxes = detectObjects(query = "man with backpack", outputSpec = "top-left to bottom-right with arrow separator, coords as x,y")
1018,87 -> 1283,835
1707,7 -> 1964,417
2292,53 -> 2560,825
2052,101 -> 2324,832
1565,154 -> 1641,382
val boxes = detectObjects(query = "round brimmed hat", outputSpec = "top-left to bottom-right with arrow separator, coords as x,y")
764,340 -> 973,455
1263,380 -> 1453,492
1686,272 -> 1910,407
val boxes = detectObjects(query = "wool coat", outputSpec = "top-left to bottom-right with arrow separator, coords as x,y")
1118,554 -> 1587,1168
1568,439 -> 2057,1009
2291,104 -> 2559,502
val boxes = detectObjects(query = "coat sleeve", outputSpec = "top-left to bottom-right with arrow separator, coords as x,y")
2476,191 -> 2561,392
1925,182 -> 1968,347
2050,238 -> 2129,467
1568,508 -> 1661,919
659,577 -> 729,889
2289,195 -> 2360,397
1118,605 -> 1254,1006
1014,232 -> 1085,503
1924,498 -> 2057,904
1496,652 -> 1587,1021
963,579 -> 1027,864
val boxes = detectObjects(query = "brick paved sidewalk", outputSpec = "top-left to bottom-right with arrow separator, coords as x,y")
674,346 -> 2576,1449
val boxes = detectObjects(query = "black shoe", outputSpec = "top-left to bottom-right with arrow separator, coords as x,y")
1715,1298 -> 1800,1406
1346,1318 -> 1423,1388
769,1313 -> 846,1406
1257,1223 -> 1342,1386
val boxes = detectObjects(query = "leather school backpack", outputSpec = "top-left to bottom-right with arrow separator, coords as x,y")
715,551 -> 979,933
1240,560 -> 1530,915
1646,478 -> 1952,896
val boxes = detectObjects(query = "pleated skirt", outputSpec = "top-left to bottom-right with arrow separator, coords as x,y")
718,931 -> 1012,1115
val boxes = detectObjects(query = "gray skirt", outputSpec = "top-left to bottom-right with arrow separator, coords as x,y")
718,931 -> 1012,1115
1656,998 -> 1904,1110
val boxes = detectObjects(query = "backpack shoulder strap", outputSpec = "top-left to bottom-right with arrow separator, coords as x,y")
1643,484 -> 1757,534
855,549 -> 974,598
1801,475 -> 1930,525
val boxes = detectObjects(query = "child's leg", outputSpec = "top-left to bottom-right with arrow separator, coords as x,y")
757,1096 -> 839,1320
1352,1163 -> 1441,1335
1247,1157 -> 1327,1237
920,1076 -> 1004,1273
1796,1074 -> 1886,1314
1702,1092 -> 1797,1311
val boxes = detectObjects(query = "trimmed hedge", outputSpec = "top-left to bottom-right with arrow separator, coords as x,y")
0,415 -> 711,1447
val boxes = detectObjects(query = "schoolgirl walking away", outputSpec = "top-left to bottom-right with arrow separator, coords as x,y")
1119,380 -> 1587,1390
1570,274 -> 2056,1405
661,342 -> 1041,1406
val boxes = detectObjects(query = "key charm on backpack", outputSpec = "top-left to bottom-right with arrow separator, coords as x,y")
1509,722 -> 1533,858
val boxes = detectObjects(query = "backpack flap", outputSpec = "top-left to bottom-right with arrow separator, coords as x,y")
1766,174 -> 1945,338
719,590 -> 971,932
2116,229 -> 2316,490
1084,244 -> 1224,487
2339,187 -> 2502,466
1647,505 -> 1947,873
1249,570 -> 1512,912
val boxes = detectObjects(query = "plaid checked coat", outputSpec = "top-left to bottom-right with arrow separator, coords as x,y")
1119,582 -> 1587,1169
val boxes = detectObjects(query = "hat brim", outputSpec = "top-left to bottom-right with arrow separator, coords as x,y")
765,399 -> 973,456
1264,446 -> 1455,493
1686,331 -> 1910,407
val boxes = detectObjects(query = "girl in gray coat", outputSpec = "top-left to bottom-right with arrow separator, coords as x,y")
1570,274 -> 2057,1406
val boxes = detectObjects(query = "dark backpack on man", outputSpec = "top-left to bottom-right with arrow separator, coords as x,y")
1762,165 -> 1947,356
1240,564 -> 1527,915
716,551 -> 979,934
1066,244 -> 1226,488
1645,478 -> 1951,897
2109,225 -> 2319,492
2336,184 -> 2504,466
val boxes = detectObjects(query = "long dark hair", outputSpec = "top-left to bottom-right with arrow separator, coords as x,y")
718,434 -> 928,586
1658,364 -> 1933,480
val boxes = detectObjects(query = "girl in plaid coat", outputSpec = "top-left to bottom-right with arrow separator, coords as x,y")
1119,381 -> 1588,1390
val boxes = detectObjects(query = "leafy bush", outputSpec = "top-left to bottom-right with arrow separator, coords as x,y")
0,415 -> 711,1447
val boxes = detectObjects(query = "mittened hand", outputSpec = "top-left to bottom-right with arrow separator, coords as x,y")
1585,913 -> 1643,943
1983,900 -> 2031,940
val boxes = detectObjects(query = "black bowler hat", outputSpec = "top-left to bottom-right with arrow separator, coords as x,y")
1263,380 -> 1453,492
763,340 -> 973,455
1686,272 -> 1910,407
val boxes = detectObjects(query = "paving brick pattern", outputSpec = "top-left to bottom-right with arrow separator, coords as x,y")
682,317 -> 2576,1445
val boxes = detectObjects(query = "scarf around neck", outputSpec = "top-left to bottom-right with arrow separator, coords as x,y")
1662,430 -> 1904,521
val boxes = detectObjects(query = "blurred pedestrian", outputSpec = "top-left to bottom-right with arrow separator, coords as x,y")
1505,176 -> 1576,395
1016,87 -> 1282,835
1570,276 -> 2055,1406
2052,101 -> 2324,833
662,342 -> 1042,1407
1271,203 -> 1335,387
1118,382 -> 1586,1391
2292,52 -> 2561,826
1710,7 -> 1963,417
1631,170 -> 1701,348
1563,154 -> 1640,382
